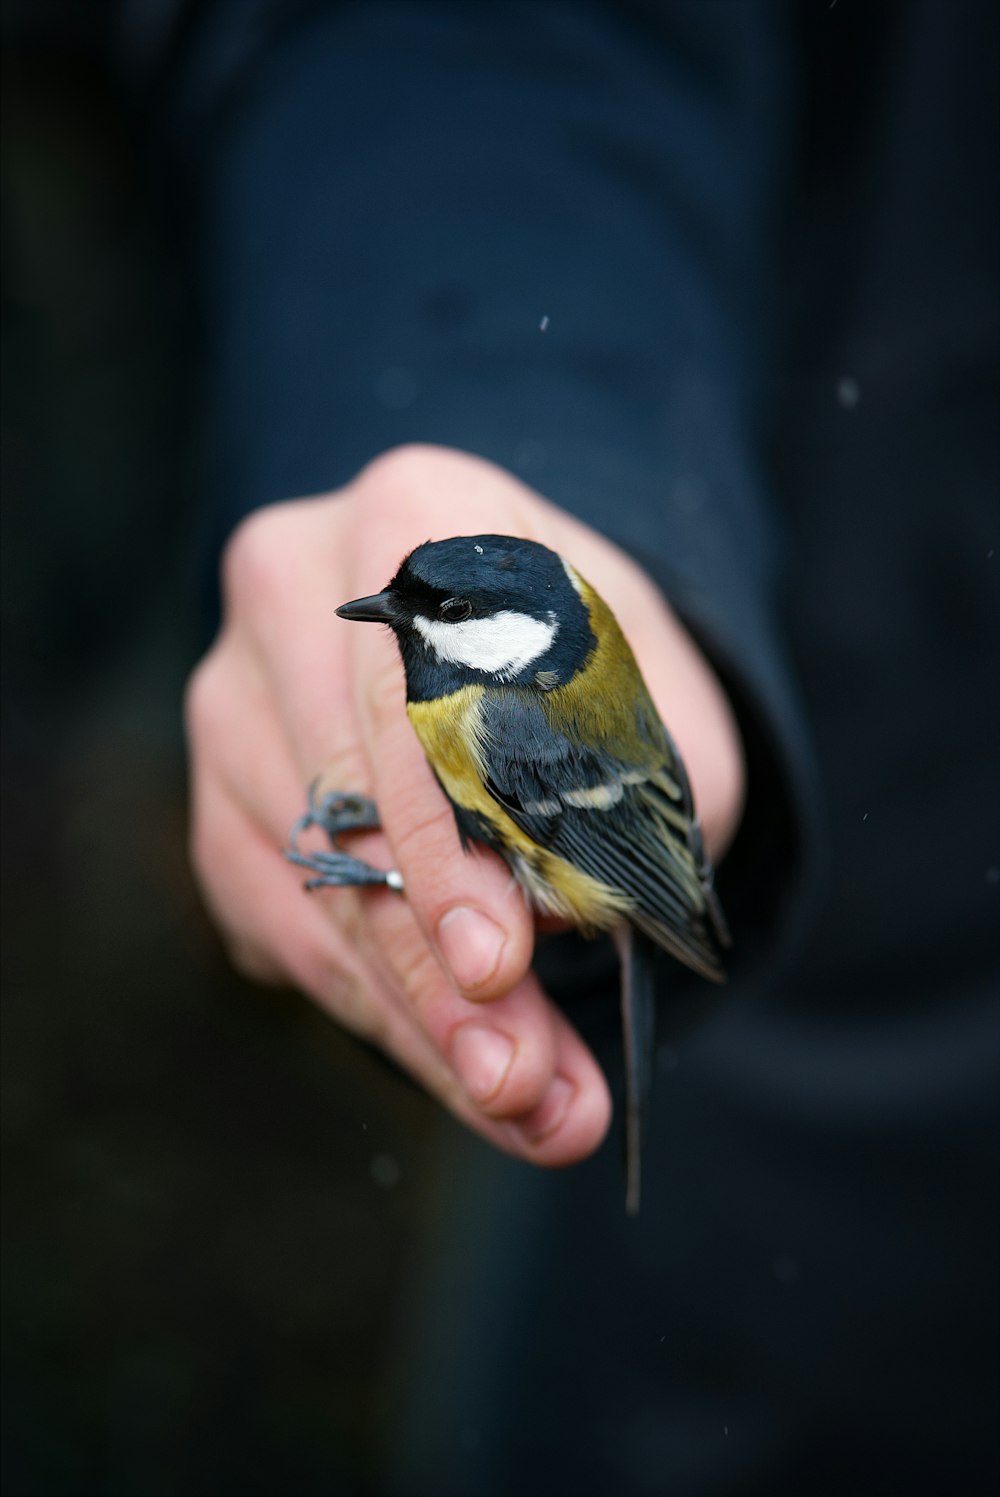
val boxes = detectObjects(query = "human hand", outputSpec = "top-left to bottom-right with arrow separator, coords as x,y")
185,445 -> 745,1165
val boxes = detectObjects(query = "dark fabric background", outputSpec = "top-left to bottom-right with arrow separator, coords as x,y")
2,9 -> 440,1495
2,3 -> 998,1495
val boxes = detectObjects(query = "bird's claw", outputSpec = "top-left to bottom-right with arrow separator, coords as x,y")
284,847 -> 404,892
285,781 -> 403,892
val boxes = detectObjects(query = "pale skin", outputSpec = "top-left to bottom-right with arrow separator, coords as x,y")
185,444 -> 746,1167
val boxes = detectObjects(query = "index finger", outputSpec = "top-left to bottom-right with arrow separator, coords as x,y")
341,455 -> 548,1000
351,613 -> 536,1000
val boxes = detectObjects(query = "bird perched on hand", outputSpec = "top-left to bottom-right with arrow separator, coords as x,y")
286,534 -> 730,1212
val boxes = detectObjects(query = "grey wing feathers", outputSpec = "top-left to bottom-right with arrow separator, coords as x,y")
479,692 -> 729,981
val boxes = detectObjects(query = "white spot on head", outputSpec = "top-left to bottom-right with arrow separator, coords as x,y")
561,557 -> 584,596
539,314 -> 550,331
474,544 -> 483,554
412,610 -> 558,679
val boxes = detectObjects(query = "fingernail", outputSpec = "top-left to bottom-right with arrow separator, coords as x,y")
450,1024 -> 516,1103
436,905 -> 506,992
520,1074 -> 575,1144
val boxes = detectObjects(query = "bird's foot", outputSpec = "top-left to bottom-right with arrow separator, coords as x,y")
285,780 -> 404,892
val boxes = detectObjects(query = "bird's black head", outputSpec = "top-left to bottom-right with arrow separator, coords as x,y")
337,535 -> 596,700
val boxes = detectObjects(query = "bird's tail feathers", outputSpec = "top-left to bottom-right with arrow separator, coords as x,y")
614,923 -> 658,1216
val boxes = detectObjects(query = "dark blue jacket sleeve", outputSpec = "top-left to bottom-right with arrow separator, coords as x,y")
123,0 -> 819,979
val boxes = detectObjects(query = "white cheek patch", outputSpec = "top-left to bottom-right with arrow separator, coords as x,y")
413,610 -> 558,678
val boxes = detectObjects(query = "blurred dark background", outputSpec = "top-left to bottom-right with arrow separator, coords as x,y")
2,7 -> 446,1493
4,4 -> 999,1495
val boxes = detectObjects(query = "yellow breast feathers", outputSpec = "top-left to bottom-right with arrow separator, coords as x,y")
406,685 -> 632,933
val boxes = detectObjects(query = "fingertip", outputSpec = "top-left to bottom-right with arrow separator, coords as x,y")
435,904 -> 506,992
448,1023 -> 517,1105
433,880 -> 534,1000
364,729 -> 535,1001
519,1073 -> 577,1144
515,1052 -> 613,1167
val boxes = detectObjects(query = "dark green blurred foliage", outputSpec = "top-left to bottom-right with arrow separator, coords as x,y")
1,18 -> 438,1495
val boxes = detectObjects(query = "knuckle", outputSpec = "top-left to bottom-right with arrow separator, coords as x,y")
311,750 -> 375,805
390,925 -> 447,1010
186,805 -> 233,923
226,935 -> 285,986
221,503 -> 298,612
183,648 -> 225,747
187,806 -> 210,883
354,443 -> 442,501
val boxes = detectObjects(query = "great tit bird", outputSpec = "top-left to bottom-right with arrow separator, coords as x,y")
286,535 -> 730,1212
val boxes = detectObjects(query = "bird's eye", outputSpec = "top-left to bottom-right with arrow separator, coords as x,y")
439,597 -> 473,622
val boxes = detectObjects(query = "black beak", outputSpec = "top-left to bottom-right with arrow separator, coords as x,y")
336,590 -> 398,624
